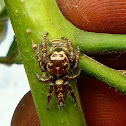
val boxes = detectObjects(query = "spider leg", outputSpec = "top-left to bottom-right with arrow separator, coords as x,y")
74,46 -> 80,69
36,32 -> 48,72
41,32 -> 48,70
61,37 -> 76,65
47,83 -> 54,110
65,69 -> 81,81
36,44 -> 44,71
65,82 -> 76,102
35,73 -> 53,83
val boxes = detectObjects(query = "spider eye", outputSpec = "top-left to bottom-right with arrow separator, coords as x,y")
59,54 -> 63,57
52,54 -> 57,57
63,58 -> 67,63
48,64 -> 52,69
63,64 -> 68,69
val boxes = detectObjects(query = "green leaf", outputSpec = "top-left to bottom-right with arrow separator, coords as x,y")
7,36 -> 22,63
0,0 -> 8,42
0,36 -> 22,64
7,36 -> 18,57
0,7 -> 8,19
0,19 -> 7,42
0,0 -> 5,12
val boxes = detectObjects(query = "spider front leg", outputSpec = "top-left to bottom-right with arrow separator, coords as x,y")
61,37 -> 81,69
74,46 -> 80,69
36,32 -> 48,72
61,37 -> 76,65
35,73 -> 53,83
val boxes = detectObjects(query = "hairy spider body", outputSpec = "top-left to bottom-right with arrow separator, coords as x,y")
35,33 -> 81,109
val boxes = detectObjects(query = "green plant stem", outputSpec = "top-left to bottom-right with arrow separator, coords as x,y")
0,56 -> 22,64
79,54 -> 126,94
0,57 -> 12,64
76,31 -> 126,53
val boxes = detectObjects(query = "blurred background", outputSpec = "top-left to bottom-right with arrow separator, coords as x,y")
0,1 -> 30,125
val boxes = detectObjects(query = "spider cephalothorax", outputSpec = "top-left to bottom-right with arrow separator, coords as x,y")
47,51 -> 70,77
35,32 -> 81,109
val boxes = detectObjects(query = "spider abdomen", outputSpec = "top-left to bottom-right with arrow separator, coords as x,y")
54,79 -> 67,108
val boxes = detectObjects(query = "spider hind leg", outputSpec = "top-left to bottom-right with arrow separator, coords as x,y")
66,84 -> 76,102
47,83 -> 54,110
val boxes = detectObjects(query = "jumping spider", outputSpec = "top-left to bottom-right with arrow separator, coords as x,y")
35,32 -> 81,109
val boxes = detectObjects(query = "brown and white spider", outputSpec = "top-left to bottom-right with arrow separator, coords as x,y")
35,32 -> 81,109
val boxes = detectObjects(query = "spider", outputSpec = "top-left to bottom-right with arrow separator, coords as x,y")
35,32 -> 81,109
